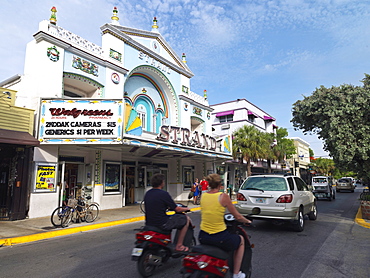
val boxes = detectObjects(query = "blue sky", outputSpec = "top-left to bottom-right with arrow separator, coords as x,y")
1,0 -> 370,157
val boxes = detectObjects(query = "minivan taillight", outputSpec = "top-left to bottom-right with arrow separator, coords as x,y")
276,194 -> 293,203
237,193 -> 247,201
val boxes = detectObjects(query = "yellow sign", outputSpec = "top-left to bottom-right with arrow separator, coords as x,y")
36,165 -> 56,190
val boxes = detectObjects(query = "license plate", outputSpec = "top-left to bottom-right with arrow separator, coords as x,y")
316,193 -> 325,198
132,248 -> 143,257
255,198 -> 266,203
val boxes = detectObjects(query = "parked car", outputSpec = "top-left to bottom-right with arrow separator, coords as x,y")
336,178 -> 355,193
312,176 -> 336,201
235,174 -> 317,232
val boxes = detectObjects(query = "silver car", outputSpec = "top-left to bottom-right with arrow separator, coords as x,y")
336,178 -> 355,193
235,174 -> 317,232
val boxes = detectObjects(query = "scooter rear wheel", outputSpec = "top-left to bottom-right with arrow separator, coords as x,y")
137,250 -> 157,277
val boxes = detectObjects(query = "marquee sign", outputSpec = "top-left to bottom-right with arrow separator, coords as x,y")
156,125 -> 217,151
38,99 -> 123,143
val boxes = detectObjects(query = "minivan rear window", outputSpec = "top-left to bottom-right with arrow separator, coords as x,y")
240,177 -> 288,191
313,178 -> 328,183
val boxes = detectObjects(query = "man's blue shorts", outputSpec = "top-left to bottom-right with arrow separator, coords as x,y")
198,229 -> 241,252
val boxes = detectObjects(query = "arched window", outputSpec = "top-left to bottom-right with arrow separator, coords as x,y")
136,104 -> 147,131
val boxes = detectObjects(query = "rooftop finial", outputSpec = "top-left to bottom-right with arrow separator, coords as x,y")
50,6 -> 57,25
152,17 -> 159,32
204,90 -> 208,100
111,7 -> 120,25
182,53 -> 187,64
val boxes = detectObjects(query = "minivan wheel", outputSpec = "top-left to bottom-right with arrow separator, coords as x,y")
293,208 -> 304,232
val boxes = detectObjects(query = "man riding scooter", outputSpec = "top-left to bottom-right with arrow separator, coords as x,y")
144,173 -> 191,252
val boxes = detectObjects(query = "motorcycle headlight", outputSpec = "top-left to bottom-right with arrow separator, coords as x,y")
144,235 -> 153,240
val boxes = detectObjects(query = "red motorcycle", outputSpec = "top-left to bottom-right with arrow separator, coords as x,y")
132,204 -> 195,277
180,208 -> 260,278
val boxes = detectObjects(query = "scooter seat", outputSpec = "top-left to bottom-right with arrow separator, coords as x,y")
191,244 -> 229,260
142,225 -> 172,235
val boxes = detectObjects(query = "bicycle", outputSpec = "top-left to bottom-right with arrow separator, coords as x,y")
50,198 -> 78,228
51,196 -> 99,228
72,196 -> 99,223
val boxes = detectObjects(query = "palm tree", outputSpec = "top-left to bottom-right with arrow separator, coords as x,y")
258,128 -> 296,173
312,158 -> 335,176
232,125 -> 268,176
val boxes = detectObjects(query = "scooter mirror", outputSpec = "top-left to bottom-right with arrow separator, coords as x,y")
251,207 -> 261,215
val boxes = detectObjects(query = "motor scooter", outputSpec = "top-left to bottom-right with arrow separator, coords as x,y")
180,208 -> 260,278
132,204 -> 195,277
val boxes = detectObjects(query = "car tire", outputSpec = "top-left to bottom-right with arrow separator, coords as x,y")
293,208 -> 304,232
308,203 -> 317,220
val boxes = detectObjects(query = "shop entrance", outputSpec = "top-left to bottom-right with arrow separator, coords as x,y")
123,164 -> 135,205
0,146 -> 31,220
0,147 -> 14,219
58,162 -> 86,206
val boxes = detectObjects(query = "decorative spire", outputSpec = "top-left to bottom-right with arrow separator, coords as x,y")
182,53 -> 187,63
111,7 -> 120,25
204,90 -> 208,100
50,6 -> 57,25
152,17 -> 159,32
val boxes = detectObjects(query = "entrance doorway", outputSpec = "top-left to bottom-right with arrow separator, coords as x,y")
58,163 -> 85,206
0,147 -> 14,219
123,165 -> 135,205
0,146 -> 31,220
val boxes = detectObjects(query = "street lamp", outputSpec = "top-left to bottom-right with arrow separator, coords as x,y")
236,148 -> 243,192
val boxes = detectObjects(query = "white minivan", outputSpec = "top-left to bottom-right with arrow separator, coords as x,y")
312,176 -> 336,201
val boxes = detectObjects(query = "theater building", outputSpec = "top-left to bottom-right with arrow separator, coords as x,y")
1,7 -> 232,218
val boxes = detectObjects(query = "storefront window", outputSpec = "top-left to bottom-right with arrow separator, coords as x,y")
183,166 -> 194,190
34,163 -> 57,193
104,162 -> 121,193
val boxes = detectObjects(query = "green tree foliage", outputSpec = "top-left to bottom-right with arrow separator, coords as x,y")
232,125 -> 267,177
311,158 -> 335,176
273,127 -> 296,161
232,126 -> 295,176
291,74 -> 370,179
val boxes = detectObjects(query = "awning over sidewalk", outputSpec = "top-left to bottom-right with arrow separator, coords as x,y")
0,128 -> 40,146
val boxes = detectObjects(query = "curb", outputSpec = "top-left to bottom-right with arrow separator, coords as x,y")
0,206 -> 202,247
355,206 -> 370,229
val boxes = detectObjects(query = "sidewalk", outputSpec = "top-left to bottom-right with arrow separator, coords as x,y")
1,200 -> 369,247
0,201 -> 200,246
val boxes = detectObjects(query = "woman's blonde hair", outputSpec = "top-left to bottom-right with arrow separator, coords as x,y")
206,174 -> 222,189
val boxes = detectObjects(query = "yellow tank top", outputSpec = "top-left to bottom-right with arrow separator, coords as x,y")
200,192 -> 226,234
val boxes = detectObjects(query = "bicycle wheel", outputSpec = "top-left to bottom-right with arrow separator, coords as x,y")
140,200 -> 145,214
61,207 -> 73,228
51,206 -> 65,227
85,204 -> 99,222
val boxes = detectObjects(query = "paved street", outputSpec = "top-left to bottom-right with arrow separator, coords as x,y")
0,188 -> 369,278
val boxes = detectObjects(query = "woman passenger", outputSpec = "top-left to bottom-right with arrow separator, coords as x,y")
199,174 -> 252,278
